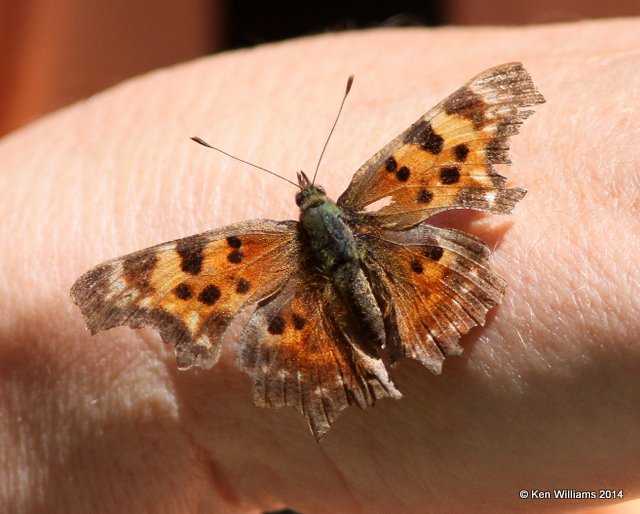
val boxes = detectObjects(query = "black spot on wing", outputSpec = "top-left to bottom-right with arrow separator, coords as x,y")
404,120 -> 443,154
227,250 -> 244,264
417,188 -> 433,204
268,316 -> 285,335
174,283 -> 193,300
440,166 -> 461,185
424,246 -> 444,261
454,143 -> 469,162
226,236 -> 242,248
198,285 -> 221,305
236,278 -> 250,294
292,313 -> 306,330
396,166 -> 410,182
385,156 -> 397,172
176,236 -> 206,275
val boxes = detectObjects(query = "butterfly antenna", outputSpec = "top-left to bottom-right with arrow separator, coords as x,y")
190,136 -> 300,189
312,75 -> 354,185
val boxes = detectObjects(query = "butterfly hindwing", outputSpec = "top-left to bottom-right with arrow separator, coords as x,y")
71,220 -> 300,369
338,62 -> 543,228
238,279 -> 401,439
361,224 -> 507,373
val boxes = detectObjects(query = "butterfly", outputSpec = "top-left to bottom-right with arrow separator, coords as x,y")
71,62 -> 544,440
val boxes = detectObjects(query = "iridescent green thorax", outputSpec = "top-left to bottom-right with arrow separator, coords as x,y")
296,174 -> 359,274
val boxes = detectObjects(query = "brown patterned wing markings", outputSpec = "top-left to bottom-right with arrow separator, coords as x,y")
71,220 -> 300,370
238,281 -> 401,439
362,224 -> 506,373
338,62 -> 544,228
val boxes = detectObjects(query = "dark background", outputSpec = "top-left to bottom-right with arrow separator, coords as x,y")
225,0 -> 441,49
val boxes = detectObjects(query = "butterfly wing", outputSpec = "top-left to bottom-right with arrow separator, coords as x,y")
238,278 -> 401,440
361,224 -> 506,373
338,62 -> 544,228
71,220 -> 301,369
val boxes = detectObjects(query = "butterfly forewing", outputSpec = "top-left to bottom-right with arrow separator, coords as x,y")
338,62 -> 543,229
71,220 -> 301,369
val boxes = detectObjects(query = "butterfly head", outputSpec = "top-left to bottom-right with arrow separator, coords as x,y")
295,171 -> 327,208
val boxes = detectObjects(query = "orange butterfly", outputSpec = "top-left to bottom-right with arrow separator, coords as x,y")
71,63 -> 544,439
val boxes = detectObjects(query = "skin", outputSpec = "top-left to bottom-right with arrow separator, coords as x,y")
1,18 -> 639,513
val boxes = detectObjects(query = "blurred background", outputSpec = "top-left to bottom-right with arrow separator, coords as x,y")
1,0 -> 639,136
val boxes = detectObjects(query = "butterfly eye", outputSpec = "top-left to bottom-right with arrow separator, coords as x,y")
295,191 -> 305,206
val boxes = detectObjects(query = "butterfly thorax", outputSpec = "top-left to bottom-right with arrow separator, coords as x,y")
296,171 -> 386,351
297,187 -> 359,274
295,171 -> 360,274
